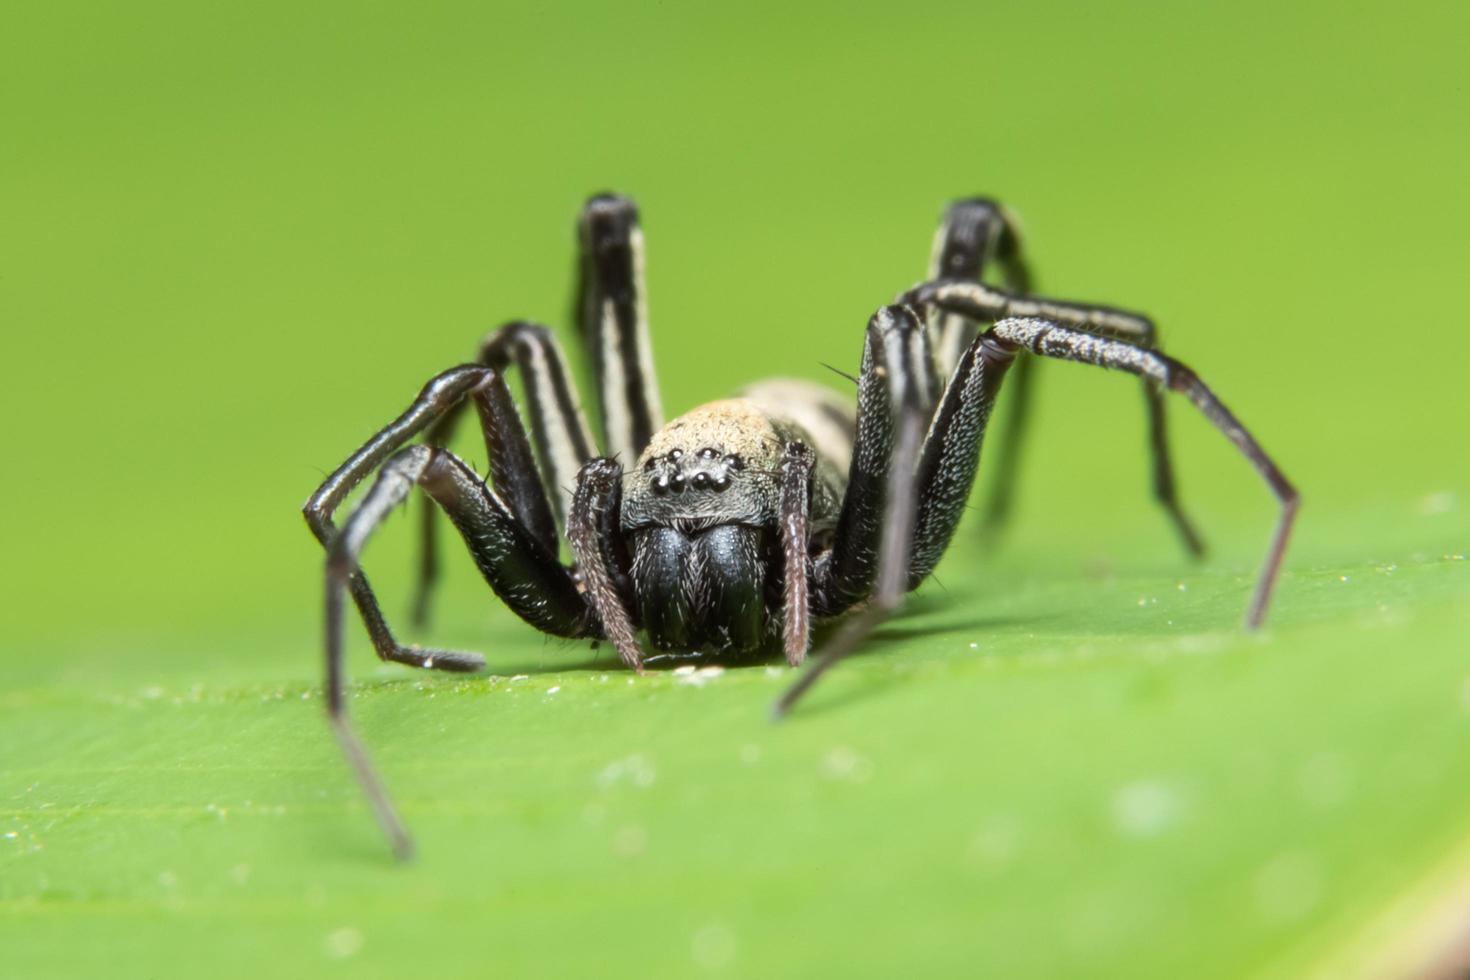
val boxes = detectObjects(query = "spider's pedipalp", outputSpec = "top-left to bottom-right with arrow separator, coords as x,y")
568,457 -> 643,671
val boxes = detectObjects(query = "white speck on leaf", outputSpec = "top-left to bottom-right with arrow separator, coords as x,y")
612,825 -> 646,857
821,746 -> 873,783
967,817 -> 1022,869
1112,780 -> 1180,837
597,754 -> 657,789
1420,490 -> 1455,515
1299,753 -> 1354,808
324,927 -> 364,959
547,685 -> 561,695
691,922 -> 737,971
678,666 -> 725,687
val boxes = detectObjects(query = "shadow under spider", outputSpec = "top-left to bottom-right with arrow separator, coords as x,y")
342,600 -> 1057,696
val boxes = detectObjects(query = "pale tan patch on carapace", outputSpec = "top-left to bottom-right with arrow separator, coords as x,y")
638,399 -> 786,468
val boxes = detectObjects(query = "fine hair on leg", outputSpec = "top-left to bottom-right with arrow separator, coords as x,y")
413,321 -> 598,627
777,305 -> 933,716
904,277 -> 1204,556
779,441 -> 816,665
983,316 -> 1297,628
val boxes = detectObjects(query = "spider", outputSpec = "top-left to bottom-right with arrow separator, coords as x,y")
304,193 -> 1298,858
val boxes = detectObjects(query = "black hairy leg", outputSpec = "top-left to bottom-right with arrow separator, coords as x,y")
776,305 -> 932,716
306,367 -> 595,858
413,321 -> 597,626
573,194 -> 664,461
775,302 -> 1295,716
906,277 -> 1205,557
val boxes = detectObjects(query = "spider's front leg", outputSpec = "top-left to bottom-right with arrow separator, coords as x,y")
775,305 -> 937,715
413,321 -> 598,626
304,366 -> 595,857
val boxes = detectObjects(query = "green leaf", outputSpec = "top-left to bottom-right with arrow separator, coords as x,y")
4,1 -> 1469,977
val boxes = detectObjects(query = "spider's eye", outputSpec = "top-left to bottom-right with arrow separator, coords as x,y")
697,447 -> 718,459
725,454 -> 743,470
669,449 -> 684,460
643,458 -> 655,471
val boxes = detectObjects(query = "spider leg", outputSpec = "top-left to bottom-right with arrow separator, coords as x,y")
906,278 -> 1205,557
573,194 -> 664,461
813,305 -> 939,615
778,441 -> 817,665
981,316 -> 1295,626
776,306 -> 931,715
306,366 -> 495,670
324,443 -> 592,859
908,334 -> 1019,582
777,304 -> 1294,715
926,198 -> 1031,378
414,322 -> 597,625
922,200 -> 1042,542
566,458 -> 642,671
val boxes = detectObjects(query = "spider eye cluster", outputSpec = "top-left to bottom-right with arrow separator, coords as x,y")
646,447 -> 743,495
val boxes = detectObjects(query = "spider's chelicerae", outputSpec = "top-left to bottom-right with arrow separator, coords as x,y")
305,194 -> 1298,857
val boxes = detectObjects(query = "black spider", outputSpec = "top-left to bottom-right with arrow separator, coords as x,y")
304,194 -> 1298,857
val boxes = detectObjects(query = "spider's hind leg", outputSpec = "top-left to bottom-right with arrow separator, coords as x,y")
910,273 -> 1206,558
920,203 -> 1203,556
573,193 -> 664,461
923,199 -> 1039,540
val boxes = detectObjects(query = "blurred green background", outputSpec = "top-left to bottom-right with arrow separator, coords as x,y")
3,1 -> 1468,977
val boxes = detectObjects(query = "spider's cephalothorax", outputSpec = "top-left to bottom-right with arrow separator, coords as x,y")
305,193 -> 1298,857
623,400 -> 846,658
